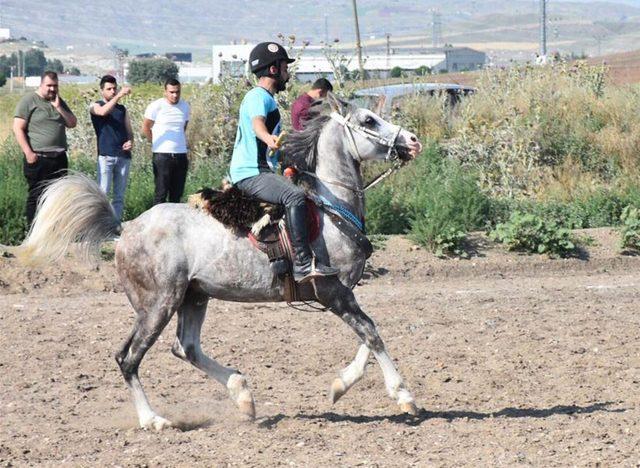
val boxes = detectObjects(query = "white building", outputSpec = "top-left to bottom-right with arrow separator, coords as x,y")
212,44 -> 486,83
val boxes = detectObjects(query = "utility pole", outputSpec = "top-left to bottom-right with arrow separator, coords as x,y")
540,0 -> 547,57
324,14 -> 329,44
351,0 -> 365,82
386,33 -> 391,69
593,33 -> 605,56
9,65 -> 14,93
431,10 -> 442,48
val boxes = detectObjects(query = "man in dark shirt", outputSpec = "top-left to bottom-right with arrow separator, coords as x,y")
290,78 -> 333,131
90,75 -> 133,221
13,70 -> 77,227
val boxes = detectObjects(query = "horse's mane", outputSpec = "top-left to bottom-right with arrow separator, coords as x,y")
282,93 -> 353,173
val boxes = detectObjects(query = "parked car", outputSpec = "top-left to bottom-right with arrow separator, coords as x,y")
352,83 -> 476,118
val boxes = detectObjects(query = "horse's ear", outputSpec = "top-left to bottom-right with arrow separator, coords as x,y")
325,92 -> 343,114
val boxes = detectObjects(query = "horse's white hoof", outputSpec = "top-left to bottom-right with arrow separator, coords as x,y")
238,395 -> 256,421
330,378 -> 347,404
141,415 -> 173,431
227,374 -> 256,421
399,401 -> 419,416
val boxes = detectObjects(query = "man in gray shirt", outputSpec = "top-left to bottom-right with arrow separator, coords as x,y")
13,70 -> 77,226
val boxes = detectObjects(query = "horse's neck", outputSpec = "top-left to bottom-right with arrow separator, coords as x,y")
314,137 -> 364,221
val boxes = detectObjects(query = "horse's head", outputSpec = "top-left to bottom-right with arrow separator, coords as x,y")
325,93 -> 422,164
282,93 -> 422,175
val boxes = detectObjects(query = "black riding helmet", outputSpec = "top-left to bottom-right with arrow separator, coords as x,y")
249,42 -> 295,74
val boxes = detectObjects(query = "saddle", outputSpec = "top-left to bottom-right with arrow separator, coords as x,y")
188,187 -> 321,301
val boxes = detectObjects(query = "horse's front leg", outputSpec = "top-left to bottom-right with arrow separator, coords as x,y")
315,279 -> 418,415
330,343 -> 370,403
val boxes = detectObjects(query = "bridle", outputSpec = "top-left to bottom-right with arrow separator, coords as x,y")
329,111 -> 402,163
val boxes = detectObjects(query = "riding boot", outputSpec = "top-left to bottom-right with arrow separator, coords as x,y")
286,205 -> 339,283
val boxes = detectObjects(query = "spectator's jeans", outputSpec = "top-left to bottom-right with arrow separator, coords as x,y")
23,152 -> 68,227
152,152 -> 188,205
97,155 -> 131,221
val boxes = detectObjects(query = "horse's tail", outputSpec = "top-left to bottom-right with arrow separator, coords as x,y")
12,172 -> 121,266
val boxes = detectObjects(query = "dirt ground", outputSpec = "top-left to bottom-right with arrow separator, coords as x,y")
1,228 -> 640,467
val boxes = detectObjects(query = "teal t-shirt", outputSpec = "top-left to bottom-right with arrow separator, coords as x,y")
229,87 -> 282,183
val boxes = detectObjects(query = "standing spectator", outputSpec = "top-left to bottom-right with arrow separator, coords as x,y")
90,75 -> 133,221
142,78 -> 190,205
290,78 -> 333,131
13,71 -> 77,227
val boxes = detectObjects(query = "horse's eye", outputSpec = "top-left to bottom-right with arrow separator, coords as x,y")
364,116 -> 376,126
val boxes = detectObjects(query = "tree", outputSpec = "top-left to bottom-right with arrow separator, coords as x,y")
127,58 -> 179,85
24,49 -> 47,76
0,73 -> 6,88
390,66 -> 403,78
46,58 -> 64,73
0,54 -> 16,78
415,65 -> 431,76
66,66 -> 81,76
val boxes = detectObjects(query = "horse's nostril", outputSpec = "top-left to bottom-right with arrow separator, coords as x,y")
410,136 -> 417,142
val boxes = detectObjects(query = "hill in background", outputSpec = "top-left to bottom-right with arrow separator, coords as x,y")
2,0 -> 640,68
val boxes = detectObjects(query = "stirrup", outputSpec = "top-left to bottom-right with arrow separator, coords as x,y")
294,258 -> 339,284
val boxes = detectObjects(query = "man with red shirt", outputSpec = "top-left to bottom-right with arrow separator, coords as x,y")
290,78 -> 333,131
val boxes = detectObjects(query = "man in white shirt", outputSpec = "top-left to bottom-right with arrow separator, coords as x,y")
142,78 -> 190,204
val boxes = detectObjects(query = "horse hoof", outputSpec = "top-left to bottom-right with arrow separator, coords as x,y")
330,378 -> 347,404
141,415 -> 173,431
399,401 -> 418,416
227,374 -> 256,421
238,397 -> 256,421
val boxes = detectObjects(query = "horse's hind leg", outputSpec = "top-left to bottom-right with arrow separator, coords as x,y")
330,344 -> 370,403
115,303 -> 177,430
171,289 -> 256,420
315,280 -> 417,415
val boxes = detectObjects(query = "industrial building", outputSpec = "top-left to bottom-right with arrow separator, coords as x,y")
211,44 -> 486,83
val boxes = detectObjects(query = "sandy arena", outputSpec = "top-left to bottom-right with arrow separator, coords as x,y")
1,229 -> 639,466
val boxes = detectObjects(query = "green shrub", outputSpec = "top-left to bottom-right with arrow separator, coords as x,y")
0,141 -> 28,243
490,212 -> 577,257
398,144 -> 489,255
619,205 -> 640,251
365,184 -> 410,234
433,226 -> 468,258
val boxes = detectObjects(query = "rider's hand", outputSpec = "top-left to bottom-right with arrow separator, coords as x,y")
264,134 -> 280,150
407,139 -> 422,159
118,86 -> 132,98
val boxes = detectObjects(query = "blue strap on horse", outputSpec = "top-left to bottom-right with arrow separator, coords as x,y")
308,193 -> 373,259
315,194 -> 365,232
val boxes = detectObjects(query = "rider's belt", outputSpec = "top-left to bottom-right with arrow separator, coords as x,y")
36,150 -> 66,158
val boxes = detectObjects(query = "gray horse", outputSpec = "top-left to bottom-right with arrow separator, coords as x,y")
14,95 -> 422,430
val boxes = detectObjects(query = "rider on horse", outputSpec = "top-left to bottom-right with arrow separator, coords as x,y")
229,42 -> 339,283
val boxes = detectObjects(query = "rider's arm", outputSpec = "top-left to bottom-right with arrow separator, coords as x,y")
252,116 -> 278,150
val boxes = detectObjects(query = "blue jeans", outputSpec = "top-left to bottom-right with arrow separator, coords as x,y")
97,155 -> 131,221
